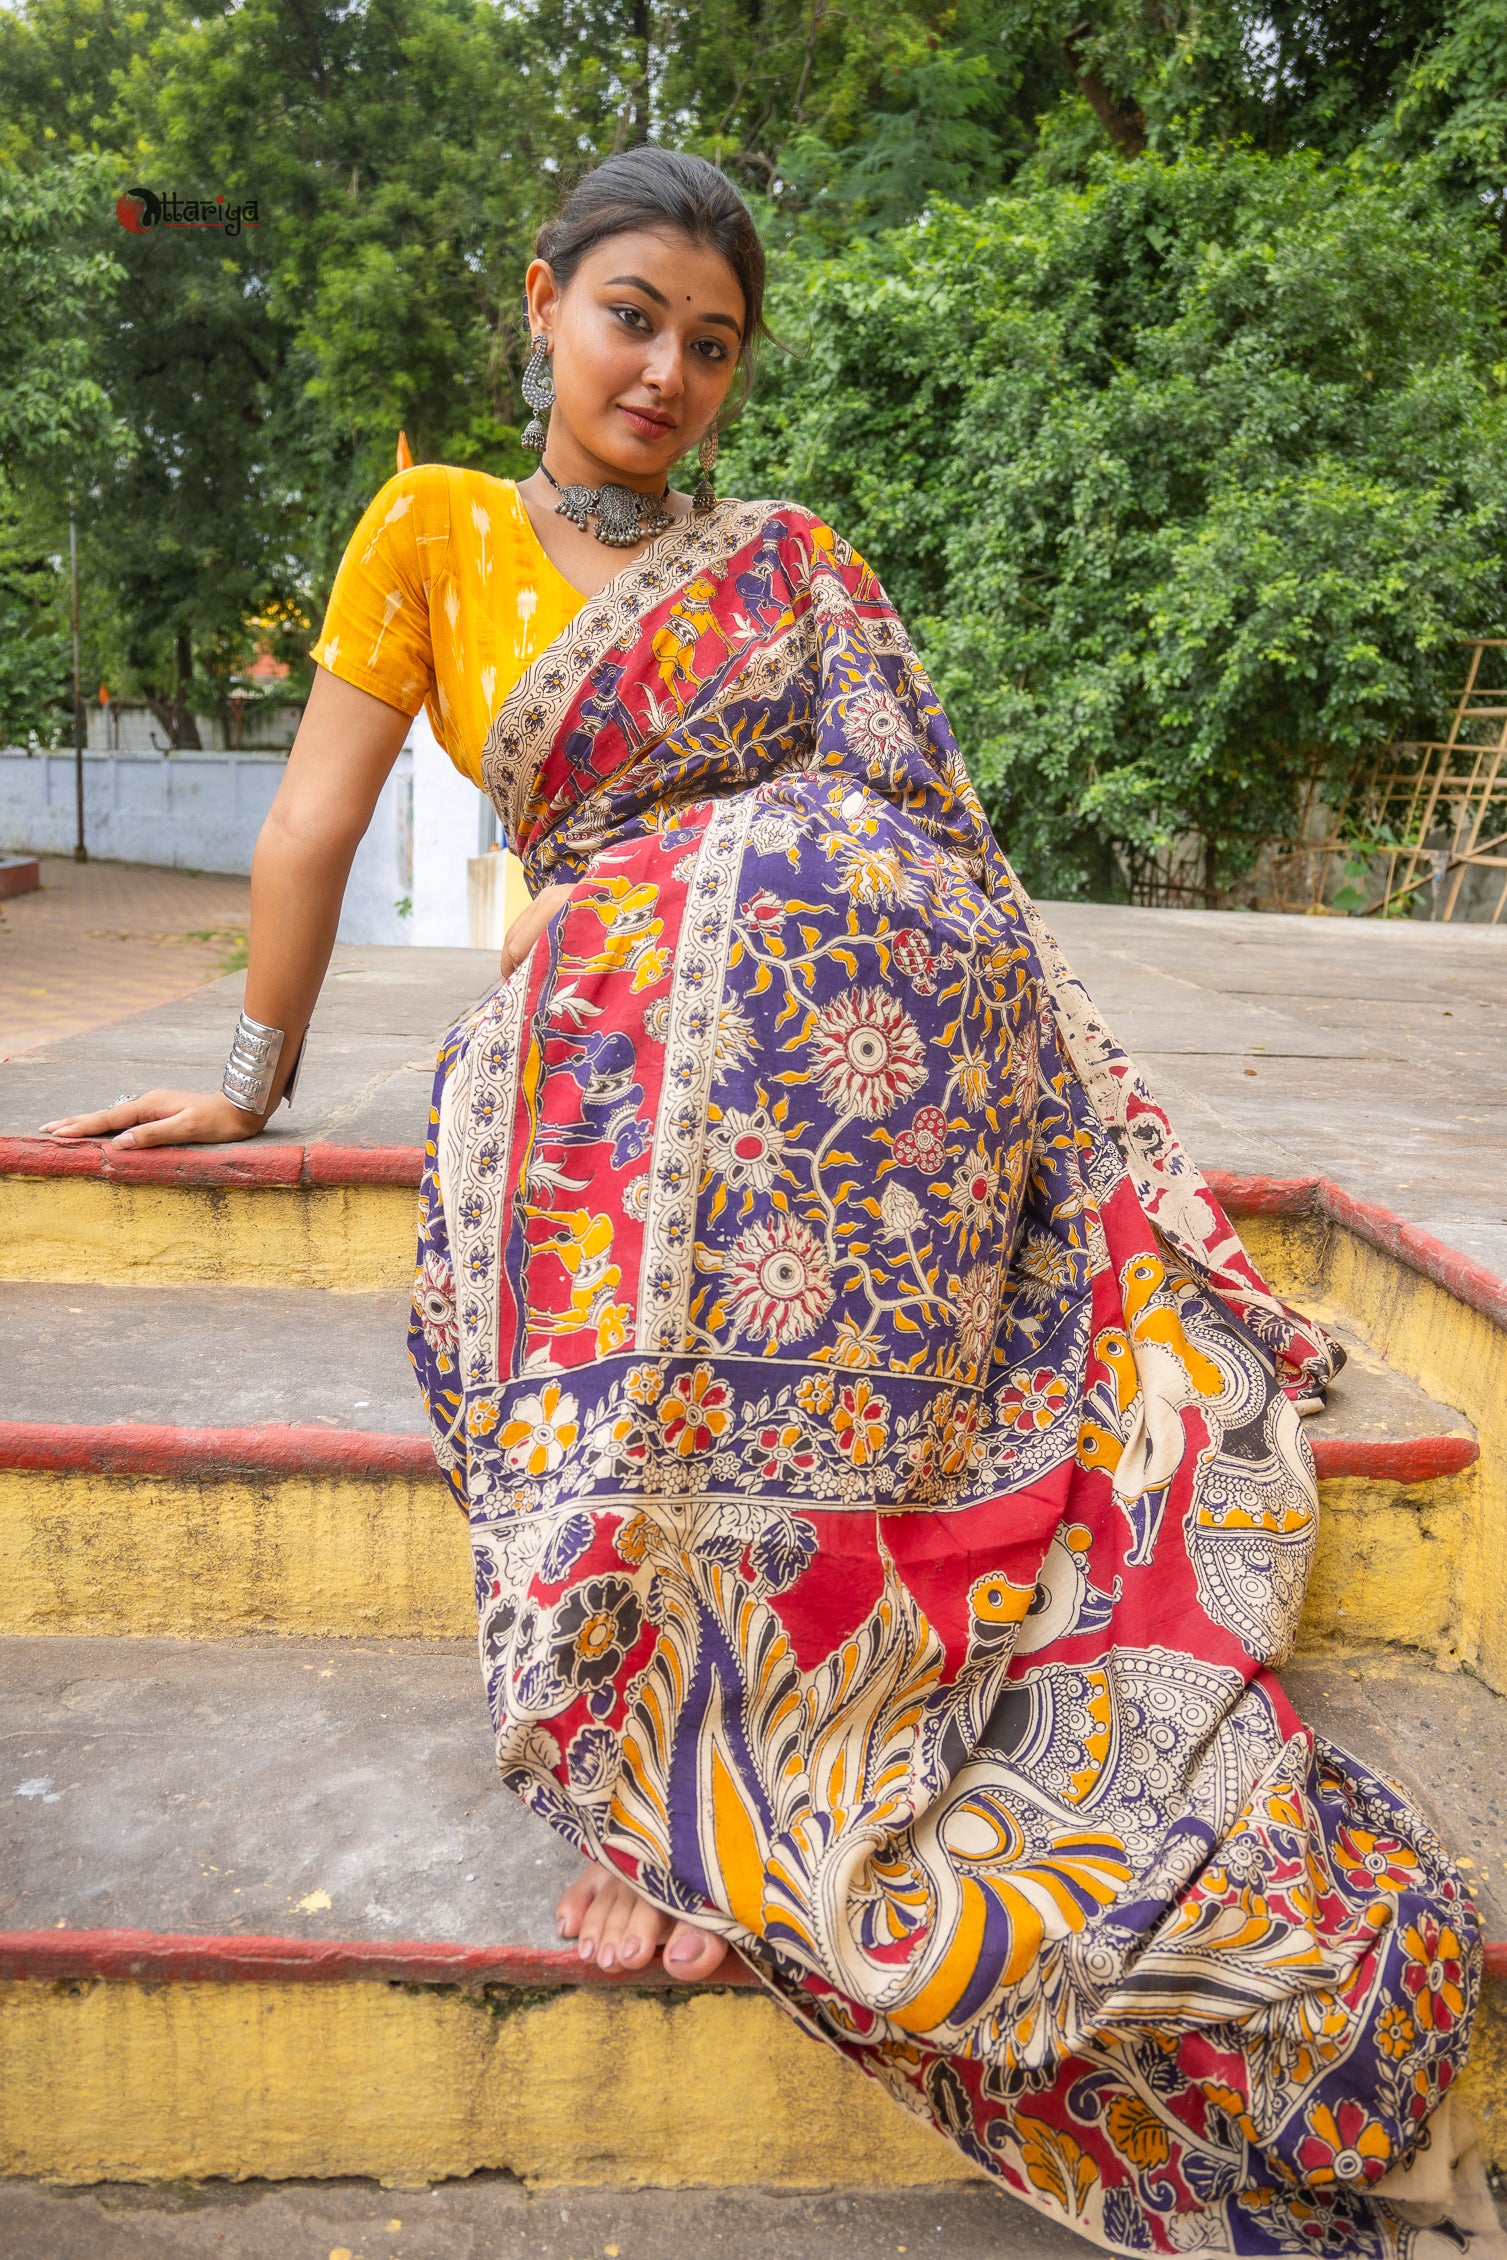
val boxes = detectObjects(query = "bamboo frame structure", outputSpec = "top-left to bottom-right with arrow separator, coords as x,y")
1257,642 -> 1507,922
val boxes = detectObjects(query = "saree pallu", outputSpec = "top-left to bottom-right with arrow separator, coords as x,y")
406,500 -> 1488,2258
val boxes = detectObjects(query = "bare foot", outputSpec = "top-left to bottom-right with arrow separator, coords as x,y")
556,1862 -> 729,1979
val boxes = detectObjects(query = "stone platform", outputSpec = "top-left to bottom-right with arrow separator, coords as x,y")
1,942 -> 486,1150
1044,904 -> 1507,1282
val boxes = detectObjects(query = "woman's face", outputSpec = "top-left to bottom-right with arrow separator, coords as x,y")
525,228 -> 746,491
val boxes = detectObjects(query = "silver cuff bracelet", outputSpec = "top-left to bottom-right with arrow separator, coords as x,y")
222,1011 -> 286,1115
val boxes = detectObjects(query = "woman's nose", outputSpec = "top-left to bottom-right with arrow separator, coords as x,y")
642,335 -> 686,399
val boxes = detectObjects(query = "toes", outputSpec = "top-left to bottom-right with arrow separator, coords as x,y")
595,1887 -> 637,1972
576,1873 -> 634,1964
558,1868 -> 722,1979
663,1920 -> 728,1979
556,1862 -> 608,1942
615,1892 -> 671,1971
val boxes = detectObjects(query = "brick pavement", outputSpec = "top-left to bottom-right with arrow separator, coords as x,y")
0,859 -> 251,1059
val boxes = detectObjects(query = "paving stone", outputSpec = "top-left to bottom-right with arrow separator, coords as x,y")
1043,903 -> 1507,1281
0,860 -> 252,1061
0,944 -> 498,1149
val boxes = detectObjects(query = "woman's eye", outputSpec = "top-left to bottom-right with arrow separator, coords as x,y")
693,339 -> 728,362
611,304 -> 651,331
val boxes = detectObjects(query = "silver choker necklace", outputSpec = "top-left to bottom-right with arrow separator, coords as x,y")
541,462 -> 674,549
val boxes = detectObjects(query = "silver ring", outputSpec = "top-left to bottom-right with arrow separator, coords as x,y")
113,1092 -> 139,1106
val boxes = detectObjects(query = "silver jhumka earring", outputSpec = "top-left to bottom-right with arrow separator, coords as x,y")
520,334 -> 554,454
693,425 -> 719,513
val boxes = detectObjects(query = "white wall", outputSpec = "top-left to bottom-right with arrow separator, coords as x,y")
411,708 -> 486,946
0,725 -> 527,945
337,744 -> 414,946
0,747 -> 285,873
407,708 -> 529,947
82,703 -> 303,753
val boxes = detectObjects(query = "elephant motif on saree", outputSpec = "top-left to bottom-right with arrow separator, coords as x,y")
406,500 -> 1485,2258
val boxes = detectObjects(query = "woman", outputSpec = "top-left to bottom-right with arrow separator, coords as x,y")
44,150 -> 1492,2258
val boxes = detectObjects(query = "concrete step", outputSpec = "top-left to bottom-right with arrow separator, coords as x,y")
0,1285 -> 1478,1646
0,1284 -> 465,1639
2,923 -> 1505,2205
0,1633 -> 1501,2191
0,948 -> 497,1292
1,2175 -> 1090,2260
0,1133 -> 421,1291
0,1284 -> 423,1435
0,1635 -> 574,1945
1,939 -> 1502,1681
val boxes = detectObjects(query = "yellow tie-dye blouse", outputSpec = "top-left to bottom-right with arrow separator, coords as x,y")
309,464 -> 583,786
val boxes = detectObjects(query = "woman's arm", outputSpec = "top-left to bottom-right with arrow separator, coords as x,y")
42,667 -> 412,1148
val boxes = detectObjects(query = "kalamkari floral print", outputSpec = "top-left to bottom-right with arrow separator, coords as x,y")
403,498 -> 1486,2259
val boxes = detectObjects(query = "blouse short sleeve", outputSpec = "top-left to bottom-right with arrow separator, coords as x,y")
310,468 -> 440,716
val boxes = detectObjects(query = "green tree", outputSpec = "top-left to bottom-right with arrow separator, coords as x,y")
2,0 -> 1505,825
726,150 -> 1507,898
1389,0 -> 1507,245
0,150 -> 125,745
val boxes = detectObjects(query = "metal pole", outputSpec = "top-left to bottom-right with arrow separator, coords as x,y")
68,508 -> 87,862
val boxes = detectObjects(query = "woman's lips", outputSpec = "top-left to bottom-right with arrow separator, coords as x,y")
617,404 -> 677,439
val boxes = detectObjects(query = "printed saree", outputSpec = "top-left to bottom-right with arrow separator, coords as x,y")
407,500 -> 1488,2258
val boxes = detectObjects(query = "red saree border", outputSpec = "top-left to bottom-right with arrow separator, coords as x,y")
477,496 -> 787,850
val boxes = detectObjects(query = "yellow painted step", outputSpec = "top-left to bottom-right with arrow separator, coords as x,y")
0,1459 -> 1473,1651
0,1166 -> 418,1291
0,1967 -> 1500,2186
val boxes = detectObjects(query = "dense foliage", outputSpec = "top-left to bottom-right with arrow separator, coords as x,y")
726,153 -> 1507,893
1,0 -> 1504,890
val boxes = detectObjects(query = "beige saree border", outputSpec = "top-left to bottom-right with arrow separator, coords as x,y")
479,498 -> 775,851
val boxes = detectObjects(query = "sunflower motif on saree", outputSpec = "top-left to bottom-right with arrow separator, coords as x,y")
408,500 -> 1484,2257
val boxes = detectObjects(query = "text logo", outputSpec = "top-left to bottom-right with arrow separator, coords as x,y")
115,188 -> 261,238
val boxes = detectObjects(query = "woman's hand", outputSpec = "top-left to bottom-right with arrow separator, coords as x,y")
499,882 -> 576,980
40,1090 -> 263,1149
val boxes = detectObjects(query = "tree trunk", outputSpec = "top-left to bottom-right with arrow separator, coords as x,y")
1062,21 -> 1147,157
627,0 -> 651,146
145,632 -> 203,751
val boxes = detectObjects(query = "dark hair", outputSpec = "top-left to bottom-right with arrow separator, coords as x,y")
535,148 -> 768,383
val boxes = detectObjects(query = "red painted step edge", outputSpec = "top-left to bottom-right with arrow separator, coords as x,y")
0,857 -> 41,901
305,1142 -> 427,1186
1308,1435 -> 1479,1483
0,1420 -> 1477,1486
1206,1171 -> 1507,1336
0,1420 -> 435,1480
0,1927 -> 757,1990
0,1136 -> 422,1189
0,1925 -> 1493,1987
